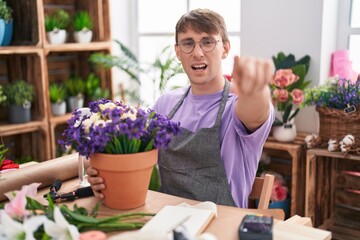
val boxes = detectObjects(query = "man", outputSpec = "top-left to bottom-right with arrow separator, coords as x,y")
87,8 -> 274,208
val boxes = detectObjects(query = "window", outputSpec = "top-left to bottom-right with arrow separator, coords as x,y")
137,0 -> 241,106
338,0 -> 360,72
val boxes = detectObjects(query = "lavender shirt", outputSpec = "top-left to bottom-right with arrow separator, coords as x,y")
153,86 -> 275,207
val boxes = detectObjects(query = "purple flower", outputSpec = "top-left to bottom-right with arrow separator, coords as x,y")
59,100 -> 181,158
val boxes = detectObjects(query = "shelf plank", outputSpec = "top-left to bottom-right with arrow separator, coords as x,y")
0,46 -> 42,55
44,41 -> 112,53
307,148 -> 360,161
49,113 -> 72,125
0,120 -> 46,136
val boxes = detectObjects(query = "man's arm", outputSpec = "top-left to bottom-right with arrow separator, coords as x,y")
231,56 -> 273,132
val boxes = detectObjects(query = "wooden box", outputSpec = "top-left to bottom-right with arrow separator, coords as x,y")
43,0 -> 111,44
6,0 -> 43,46
0,52 -> 46,123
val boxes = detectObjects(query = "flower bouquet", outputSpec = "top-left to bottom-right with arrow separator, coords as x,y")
0,183 -> 154,239
60,99 -> 181,209
303,76 -> 360,149
271,52 -> 312,126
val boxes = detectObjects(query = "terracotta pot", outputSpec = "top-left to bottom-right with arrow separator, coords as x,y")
90,149 -> 158,210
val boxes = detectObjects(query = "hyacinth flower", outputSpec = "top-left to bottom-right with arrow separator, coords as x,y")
59,99 -> 181,159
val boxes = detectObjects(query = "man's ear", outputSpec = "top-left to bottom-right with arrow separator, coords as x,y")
222,41 -> 230,59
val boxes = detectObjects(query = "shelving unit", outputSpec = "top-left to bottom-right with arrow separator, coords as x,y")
0,0 -> 112,161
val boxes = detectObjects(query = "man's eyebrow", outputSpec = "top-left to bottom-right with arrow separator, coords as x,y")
179,38 -> 194,42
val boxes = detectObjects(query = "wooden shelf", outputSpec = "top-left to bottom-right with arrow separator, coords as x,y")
0,0 -> 112,161
44,41 -> 112,53
0,120 -> 47,136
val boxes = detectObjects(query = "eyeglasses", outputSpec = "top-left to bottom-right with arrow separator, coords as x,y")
177,38 -> 220,54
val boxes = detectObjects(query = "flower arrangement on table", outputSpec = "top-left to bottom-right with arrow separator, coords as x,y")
271,52 -> 311,126
0,183 -> 155,239
59,99 -> 181,159
302,76 -> 360,153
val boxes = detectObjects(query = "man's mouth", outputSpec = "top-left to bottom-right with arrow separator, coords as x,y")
191,64 -> 207,70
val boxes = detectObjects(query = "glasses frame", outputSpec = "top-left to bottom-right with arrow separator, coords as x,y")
176,38 -> 221,54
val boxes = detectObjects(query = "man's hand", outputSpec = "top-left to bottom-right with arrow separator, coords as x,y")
86,167 -> 105,199
232,56 -> 273,132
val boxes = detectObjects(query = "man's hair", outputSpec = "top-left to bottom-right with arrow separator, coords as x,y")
175,8 -> 229,44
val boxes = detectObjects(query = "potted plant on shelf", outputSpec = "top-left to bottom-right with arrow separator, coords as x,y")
270,52 -> 311,142
0,0 -> 13,46
85,73 -> 110,101
64,76 -> 85,112
3,80 -> 35,123
49,82 -> 67,116
45,9 -> 70,44
0,85 -> 6,105
72,10 -> 93,43
59,99 -> 181,210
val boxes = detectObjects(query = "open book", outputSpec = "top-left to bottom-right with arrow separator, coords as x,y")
140,202 -> 217,237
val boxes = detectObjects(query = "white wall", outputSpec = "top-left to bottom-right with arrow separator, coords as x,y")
241,0 -> 339,133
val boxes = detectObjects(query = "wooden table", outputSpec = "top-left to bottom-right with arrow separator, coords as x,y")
264,132 -> 308,216
36,178 -> 331,240
305,148 -> 360,239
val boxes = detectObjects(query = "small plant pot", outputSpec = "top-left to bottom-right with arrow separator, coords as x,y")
46,29 -> 67,44
51,101 -> 66,116
272,123 -> 297,142
8,102 -> 32,124
67,95 -> 84,112
1,20 -> 13,46
0,19 -> 5,44
74,30 -> 93,43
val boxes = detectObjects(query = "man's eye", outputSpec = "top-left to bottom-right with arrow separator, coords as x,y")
202,40 -> 214,46
182,41 -> 194,47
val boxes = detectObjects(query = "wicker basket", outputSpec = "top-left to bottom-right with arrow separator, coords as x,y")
316,106 -> 360,148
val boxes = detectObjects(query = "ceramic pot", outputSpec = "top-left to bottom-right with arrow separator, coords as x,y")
51,101 -> 66,116
272,123 -> 297,142
8,102 -> 31,123
46,29 -> 67,44
74,30 -> 93,43
67,95 -> 84,112
1,20 -> 13,46
90,149 -> 158,210
0,19 -> 5,44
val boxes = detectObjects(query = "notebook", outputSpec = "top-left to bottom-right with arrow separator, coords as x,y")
140,202 -> 217,237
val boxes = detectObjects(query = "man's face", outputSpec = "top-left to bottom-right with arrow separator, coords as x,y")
175,28 -> 230,87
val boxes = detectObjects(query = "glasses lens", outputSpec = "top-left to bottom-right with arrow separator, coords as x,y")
200,39 -> 217,52
179,40 -> 195,54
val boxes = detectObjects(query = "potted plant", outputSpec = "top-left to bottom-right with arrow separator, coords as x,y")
0,0 -> 13,46
49,83 -> 67,116
3,80 -> 35,123
64,76 -> 85,112
59,99 -> 181,209
72,10 -> 93,43
85,73 -> 110,101
45,9 -> 70,44
270,52 -> 311,142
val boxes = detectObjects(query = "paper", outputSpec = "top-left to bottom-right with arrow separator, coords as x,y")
140,202 -> 216,237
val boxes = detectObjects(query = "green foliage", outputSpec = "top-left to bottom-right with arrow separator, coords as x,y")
3,80 -> 35,106
45,9 -> 70,32
0,0 -> 13,23
14,155 -> 34,165
65,76 -> 86,97
148,165 -> 160,191
0,85 -> 6,105
49,83 -> 67,103
0,143 -> 8,165
73,11 -> 93,31
85,73 -> 110,100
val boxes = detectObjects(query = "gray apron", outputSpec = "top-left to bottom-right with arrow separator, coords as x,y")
158,80 -> 236,206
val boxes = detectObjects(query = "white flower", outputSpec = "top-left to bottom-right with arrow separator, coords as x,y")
0,210 -> 46,240
99,102 -> 117,112
342,134 -> 355,146
74,108 -> 92,128
44,207 -> 80,240
327,139 -> 339,152
121,106 -> 138,121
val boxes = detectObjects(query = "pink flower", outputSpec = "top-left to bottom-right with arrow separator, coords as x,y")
271,180 -> 288,202
272,69 -> 300,88
291,89 -> 304,105
273,88 -> 289,102
4,183 -> 41,218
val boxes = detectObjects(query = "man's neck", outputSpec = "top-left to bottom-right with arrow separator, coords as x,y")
190,77 -> 225,95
